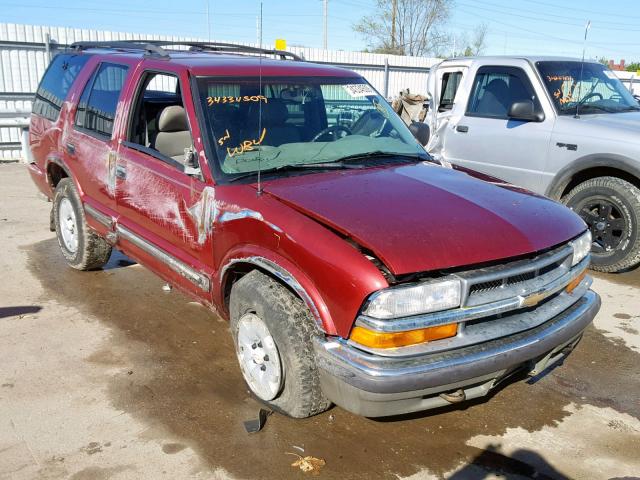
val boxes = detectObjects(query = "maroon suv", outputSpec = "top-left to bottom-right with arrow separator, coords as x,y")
27,41 -> 600,417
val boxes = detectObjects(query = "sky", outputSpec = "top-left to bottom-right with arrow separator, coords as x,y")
1,0 -> 639,62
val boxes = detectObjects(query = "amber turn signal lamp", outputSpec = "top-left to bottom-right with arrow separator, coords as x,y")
350,323 -> 458,349
566,269 -> 587,294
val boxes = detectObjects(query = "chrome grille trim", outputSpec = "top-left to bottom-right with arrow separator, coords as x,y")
459,243 -> 574,307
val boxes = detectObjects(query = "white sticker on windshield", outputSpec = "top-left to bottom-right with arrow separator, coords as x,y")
342,83 -> 376,97
603,70 -> 617,80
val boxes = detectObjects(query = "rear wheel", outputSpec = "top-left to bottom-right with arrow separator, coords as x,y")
563,176 -> 640,272
53,178 -> 112,270
229,270 -> 331,418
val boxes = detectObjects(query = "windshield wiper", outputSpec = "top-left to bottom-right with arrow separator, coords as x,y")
336,151 -> 431,164
616,105 -> 640,112
568,103 -> 617,114
227,161 -> 363,183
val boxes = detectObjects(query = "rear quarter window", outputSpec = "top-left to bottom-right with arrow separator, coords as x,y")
75,63 -> 129,137
32,54 -> 90,121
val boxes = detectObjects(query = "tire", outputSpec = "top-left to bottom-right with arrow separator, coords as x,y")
563,176 -> 640,273
52,178 -> 112,270
229,270 -> 331,418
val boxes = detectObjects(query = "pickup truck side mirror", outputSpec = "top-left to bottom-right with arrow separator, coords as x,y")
409,121 -> 430,146
508,100 -> 545,122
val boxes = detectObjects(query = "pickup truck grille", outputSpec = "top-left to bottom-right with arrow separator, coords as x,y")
353,242 -> 590,358
460,244 -> 573,308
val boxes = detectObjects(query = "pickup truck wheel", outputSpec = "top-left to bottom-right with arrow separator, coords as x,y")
563,176 -> 640,272
229,270 -> 331,418
53,178 -> 112,270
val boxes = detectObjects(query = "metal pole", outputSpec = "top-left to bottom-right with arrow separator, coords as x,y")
383,58 -> 389,99
206,0 -> 211,41
323,0 -> 328,50
391,0 -> 397,50
44,32 -> 52,63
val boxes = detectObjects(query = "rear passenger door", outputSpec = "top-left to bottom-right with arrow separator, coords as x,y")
65,62 -> 130,217
114,69 -> 212,301
443,65 -> 553,192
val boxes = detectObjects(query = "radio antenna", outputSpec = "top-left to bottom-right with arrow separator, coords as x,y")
256,1 -> 264,196
575,20 -> 591,119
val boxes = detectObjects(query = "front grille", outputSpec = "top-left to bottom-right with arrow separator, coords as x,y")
469,258 -> 564,297
461,244 -> 573,308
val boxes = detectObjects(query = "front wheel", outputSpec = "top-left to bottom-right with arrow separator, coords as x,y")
563,176 -> 640,272
229,270 -> 331,418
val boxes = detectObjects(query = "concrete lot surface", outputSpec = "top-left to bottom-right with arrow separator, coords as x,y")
1,163 -> 639,480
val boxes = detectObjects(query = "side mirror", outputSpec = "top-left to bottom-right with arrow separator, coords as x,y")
409,121 -> 430,146
508,100 -> 545,122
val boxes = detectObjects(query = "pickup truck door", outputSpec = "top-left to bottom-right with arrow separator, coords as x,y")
425,65 -> 466,157
440,65 -> 553,192
114,69 -> 214,302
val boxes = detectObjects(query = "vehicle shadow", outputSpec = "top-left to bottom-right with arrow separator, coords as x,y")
0,305 -> 42,319
102,249 -> 137,270
448,443 -> 569,479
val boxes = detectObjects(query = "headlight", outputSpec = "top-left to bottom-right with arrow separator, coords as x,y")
570,230 -> 592,266
363,277 -> 461,319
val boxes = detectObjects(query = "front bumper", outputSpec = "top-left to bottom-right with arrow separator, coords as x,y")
313,290 -> 600,417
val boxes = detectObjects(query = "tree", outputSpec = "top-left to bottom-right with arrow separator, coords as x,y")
469,23 -> 487,55
625,62 -> 640,72
354,0 -> 453,56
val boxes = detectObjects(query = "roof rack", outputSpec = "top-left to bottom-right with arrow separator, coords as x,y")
70,41 -> 170,58
69,40 -> 303,61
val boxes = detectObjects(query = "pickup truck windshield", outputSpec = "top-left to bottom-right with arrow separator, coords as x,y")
536,61 -> 639,115
195,76 -> 426,179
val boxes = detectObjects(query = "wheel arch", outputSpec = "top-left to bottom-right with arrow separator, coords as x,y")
219,251 -> 337,335
546,154 -> 640,200
45,155 -> 72,190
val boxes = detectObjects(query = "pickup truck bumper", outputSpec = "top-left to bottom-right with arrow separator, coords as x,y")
313,290 -> 600,417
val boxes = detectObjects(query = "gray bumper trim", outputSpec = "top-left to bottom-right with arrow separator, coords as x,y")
314,290 -> 600,396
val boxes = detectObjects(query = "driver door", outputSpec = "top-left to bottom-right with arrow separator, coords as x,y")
443,64 -> 554,192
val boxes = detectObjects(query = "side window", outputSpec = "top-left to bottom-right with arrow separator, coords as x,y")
75,63 -> 129,137
127,72 -> 193,166
466,66 -> 540,119
32,54 -> 90,121
439,71 -> 463,111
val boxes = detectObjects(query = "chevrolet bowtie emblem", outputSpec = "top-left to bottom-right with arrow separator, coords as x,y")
521,290 -> 550,308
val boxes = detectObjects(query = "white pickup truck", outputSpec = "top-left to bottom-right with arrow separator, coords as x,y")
425,56 -> 640,273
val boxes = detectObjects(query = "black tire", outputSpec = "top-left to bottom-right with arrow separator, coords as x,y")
229,270 -> 331,418
52,178 -> 112,270
563,176 -> 640,273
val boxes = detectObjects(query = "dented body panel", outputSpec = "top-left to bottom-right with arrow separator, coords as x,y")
263,162 -> 585,275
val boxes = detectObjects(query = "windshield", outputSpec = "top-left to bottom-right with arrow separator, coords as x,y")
536,61 -> 639,115
195,76 -> 427,181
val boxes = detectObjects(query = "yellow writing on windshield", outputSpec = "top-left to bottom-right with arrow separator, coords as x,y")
207,95 -> 268,106
218,129 -> 231,146
227,128 -> 267,158
547,75 -> 574,82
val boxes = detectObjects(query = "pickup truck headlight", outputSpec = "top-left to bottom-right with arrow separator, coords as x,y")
363,277 -> 461,319
570,230 -> 592,266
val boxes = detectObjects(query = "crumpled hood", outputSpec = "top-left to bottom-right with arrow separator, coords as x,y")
263,163 -> 586,275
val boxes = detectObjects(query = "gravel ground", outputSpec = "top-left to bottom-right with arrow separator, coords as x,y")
1,163 -> 639,480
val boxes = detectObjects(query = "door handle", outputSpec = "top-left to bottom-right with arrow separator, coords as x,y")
115,164 -> 127,180
66,143 -> 76,155
456,125 -> 469,133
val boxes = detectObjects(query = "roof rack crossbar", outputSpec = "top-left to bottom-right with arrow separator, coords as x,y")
178,41 -> 303,61
70,41 -> 170,58
69,40 -> 303,61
